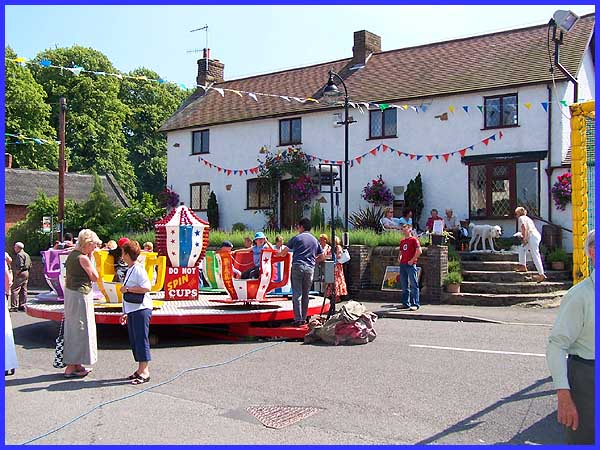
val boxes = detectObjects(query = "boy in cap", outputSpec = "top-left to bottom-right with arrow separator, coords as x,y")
10,242 -> 32,311
240,232 -> 273,279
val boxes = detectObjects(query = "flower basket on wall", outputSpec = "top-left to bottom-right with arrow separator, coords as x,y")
551,172 -> 572,211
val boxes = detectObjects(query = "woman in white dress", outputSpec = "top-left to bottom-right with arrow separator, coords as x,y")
5,252 -> 18,376
514,207 -> 547,282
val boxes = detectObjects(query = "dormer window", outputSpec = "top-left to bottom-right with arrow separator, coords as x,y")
192,130 -> 210,154
484,94 -> 518,129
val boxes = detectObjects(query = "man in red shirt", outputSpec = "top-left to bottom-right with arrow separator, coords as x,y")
397,223 -> 423,311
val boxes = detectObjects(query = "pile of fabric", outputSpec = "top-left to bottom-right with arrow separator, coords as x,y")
304,301 -> 377,345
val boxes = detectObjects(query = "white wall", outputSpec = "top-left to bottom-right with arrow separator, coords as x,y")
167,75 -> 593,243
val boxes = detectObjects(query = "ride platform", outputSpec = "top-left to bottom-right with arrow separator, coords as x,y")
25,293 -> 330,339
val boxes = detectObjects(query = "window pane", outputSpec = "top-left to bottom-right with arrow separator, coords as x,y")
492,165 -> 508,178
516,162 -> 539,215
280,121 -> 290,144
248,180 -> 259,208
192,131 -> 202,154
200,185 -> 210,210
502,95 -> 518,126
491,179 -> 511,216
201,130 -> 209,153
258,180 -> 271,208
485,98 -> 500,128
191,185 -> 201,209
291,119 -> 301,144
383,109 -> 397,136
370,111 -> 382,137
469,165 -> 486,216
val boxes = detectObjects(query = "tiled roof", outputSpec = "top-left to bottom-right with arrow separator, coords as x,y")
4,168 -> 130,207
160,14 -> 594,132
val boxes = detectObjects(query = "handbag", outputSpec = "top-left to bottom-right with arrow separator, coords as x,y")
122,269 -> 145,304
338,248 -> 351,264
53,317 -> 66,369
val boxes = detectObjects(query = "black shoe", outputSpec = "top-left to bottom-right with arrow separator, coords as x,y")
18,306 -> 25,312
396,305 -> 410,310
8,308 -> 18,313
5,369 -> 15,376
291,320 -> 306,326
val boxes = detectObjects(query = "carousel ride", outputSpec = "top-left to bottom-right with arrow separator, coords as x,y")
27,205 -> 329,338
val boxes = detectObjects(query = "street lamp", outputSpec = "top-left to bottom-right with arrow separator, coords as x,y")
322,70 -> 354,248
549,9 -> 580,103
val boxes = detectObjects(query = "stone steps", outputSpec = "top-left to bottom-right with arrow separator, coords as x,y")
458,251 -> 520,262
460,281 -> 572,294
444,290 -> 568,307
461,261 -> 538,272
462,270 -> 572,283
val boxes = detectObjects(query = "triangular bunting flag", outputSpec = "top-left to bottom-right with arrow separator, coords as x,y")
401,105 -> 409,111
233,170 -> 237,175
379,103 -> 390,111
421,105 -> 428,113
524,102 -> 532,110
356,157 -> 362,164
217,167 -> 222,173
476,105 -> 483,113
244,170 -> 248,175
350,160 -> 354,167
489,134 -> 496,141
462,106 -> 469,113
232,90 -> 243,97
459,149 -> 467,157
239,171 -> 243,176
14,57 -> 27,63
482,138 -> 490,146
449,105 -> 455,113
409,154 -> 415,160
214,88 -> 225,97
382,144 -> 388,152
39,59 -> 52,67
416,155 -> 423,160
435,155 -> 439,159
226,170 -> 232,176
248,92 -> 258,102
541,102 -> 548,112
468,145 -> 474,151
442,153 -> 450,162
499,131 -> 503,139
370,148 -> 378,156
305,98 -> 319,103
280,96 -> 291,102
560,100 -> 568,107
411,106 -> 419,113
426,155 -> 433,161
336,160 -> 343,165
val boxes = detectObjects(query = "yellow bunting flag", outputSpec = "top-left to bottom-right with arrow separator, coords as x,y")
448,105 -> 455,113
524,102 -> 532,109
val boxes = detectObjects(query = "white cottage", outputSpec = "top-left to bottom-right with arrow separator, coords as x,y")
161,14 -> 594,251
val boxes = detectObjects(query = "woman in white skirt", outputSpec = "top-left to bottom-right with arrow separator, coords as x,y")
62,229 -> 101,378
514,207 -> 547,282
5,256 -> 17,376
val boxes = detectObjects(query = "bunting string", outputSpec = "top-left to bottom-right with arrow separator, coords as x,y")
197,132 -> 503,176
5,133 -> 59,145
7,56 -> 582,115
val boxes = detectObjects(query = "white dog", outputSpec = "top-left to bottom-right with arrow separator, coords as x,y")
469,223 -> 502,252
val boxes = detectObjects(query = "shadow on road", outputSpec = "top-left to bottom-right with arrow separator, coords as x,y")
417,377 -> 564,445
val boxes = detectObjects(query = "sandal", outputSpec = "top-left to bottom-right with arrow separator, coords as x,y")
64,370 -> 90,379
127,371 -> 140,380
131,375 -> 150,385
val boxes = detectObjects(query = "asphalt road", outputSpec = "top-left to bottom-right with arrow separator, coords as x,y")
4,299 -> 565,445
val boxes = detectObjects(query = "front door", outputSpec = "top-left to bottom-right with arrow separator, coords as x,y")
280,180 -> 302,230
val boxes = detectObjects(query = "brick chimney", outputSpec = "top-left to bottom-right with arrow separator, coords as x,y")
196,48 -> 225,86
352,30 -> 381,66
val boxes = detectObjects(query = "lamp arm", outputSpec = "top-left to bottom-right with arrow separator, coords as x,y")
330,71 -> 348,97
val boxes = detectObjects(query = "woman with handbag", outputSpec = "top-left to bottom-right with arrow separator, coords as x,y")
63,229 -> 101,378
119,241 -> 152,385
325,236 -> 348,303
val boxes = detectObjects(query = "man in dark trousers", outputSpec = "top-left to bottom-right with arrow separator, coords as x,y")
10,242 -> 32,311
397,223 -> 422,311
277,218 -> 325,326
546,229 -> 595,444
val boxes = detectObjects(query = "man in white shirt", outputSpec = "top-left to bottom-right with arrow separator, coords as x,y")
546,229 -> 595,444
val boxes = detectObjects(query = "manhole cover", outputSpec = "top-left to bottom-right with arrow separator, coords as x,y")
246,405 -> 324,429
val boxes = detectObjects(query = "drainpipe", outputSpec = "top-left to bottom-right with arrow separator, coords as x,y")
546,84 -> 553,224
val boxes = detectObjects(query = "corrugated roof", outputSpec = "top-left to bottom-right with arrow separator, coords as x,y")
160,14 -> 594,132
4,168 -> 130,207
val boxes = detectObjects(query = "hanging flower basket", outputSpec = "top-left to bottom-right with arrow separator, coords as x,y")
361,175 -> 394,206
551,172 -> 572,211
290,175 -> 319,203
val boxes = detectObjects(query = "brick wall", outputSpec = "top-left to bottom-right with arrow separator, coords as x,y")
5,204 -> 27,233
346,244 -> 448,304
196,59 -> 225,86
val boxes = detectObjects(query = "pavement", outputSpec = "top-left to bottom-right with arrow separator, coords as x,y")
4,291 -> 565,445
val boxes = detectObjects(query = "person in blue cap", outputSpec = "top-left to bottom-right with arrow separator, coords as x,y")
239,232 -> 273,279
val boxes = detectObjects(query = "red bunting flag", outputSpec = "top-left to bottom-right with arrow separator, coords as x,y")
324,159 -> 330,164
203,160 -> 208,166
226,169 -> 232,176
382,144 -> 388,152
336,160 -> 343,165
459,149 -> 467,157
499,131 -> 503,139
239,171 -> 243,176
482,138 -> 490,146
397,151 -> 403,157
409,154 -> 415,160
217,167 -> 222,173
370,148 -> 378,156
442,153 -> 450,162
426,155 -> 433,161
356,157 -> 362,164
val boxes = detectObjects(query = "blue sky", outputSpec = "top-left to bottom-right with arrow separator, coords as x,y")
4,5 -> 595,89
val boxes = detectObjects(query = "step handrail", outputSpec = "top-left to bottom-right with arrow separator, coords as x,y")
529,215 -> 572,234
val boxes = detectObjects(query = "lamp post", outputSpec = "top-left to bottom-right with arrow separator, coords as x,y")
549,10 -> 580,103
323,70 -> 355,248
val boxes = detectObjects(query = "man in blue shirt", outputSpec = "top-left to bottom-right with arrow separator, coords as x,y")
277,218 -> 325,325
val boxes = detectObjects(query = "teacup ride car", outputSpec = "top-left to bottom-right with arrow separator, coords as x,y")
93,250 -> 166,309
210,248 -> 292,304
37,248 -> 104,302
199,250 -> 228,294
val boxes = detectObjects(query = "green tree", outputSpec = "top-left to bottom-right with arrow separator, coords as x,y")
79,172 -> 115,239
112,193 -> 165,233
4,46 -> 57,169
405,172 -> 424,229
119,67 -> 189,198
29,46 -> 136,198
